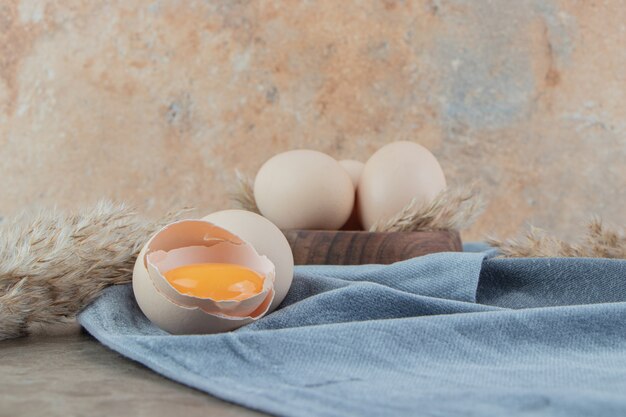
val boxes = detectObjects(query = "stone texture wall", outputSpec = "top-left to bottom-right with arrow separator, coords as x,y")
1,0 -> 624,240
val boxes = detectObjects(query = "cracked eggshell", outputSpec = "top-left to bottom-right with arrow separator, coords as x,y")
147,243 -> 274,317
202,210 -> 294,311
132,220 -> 276,335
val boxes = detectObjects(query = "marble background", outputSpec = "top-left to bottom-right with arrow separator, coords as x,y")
1,0 -> 624,240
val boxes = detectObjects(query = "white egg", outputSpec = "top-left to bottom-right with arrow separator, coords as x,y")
254,150 -> 355,230
338,159 -> 365,230
202,210 -> 294,310
358,141 -> 447,230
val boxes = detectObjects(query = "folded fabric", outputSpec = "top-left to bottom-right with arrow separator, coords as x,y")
78,249 -> 626,417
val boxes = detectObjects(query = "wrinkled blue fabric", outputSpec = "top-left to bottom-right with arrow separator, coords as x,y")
78,250 -> 626,417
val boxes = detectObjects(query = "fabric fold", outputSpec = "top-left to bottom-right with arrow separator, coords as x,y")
79,251 -> 626,417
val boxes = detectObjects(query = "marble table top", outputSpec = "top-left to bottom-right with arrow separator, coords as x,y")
0,324 -> 266,417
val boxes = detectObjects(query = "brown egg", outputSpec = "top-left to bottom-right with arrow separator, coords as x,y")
254,150 -> 355,230
338,159 -> 365,230
357,141 -> 446,230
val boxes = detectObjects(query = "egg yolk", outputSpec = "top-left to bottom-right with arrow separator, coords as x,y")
163,263 -> 264,301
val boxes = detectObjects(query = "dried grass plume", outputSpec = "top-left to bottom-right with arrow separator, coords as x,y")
369,187 -> 485,232
488,217 -> 626,259
0,201 -> 181,341
231,170 -> 260,214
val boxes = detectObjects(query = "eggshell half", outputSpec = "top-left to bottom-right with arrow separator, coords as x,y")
358,141 -> 447,230
132,219 -> 277,334
147,243 -> 274,317
202,210 -> 294,311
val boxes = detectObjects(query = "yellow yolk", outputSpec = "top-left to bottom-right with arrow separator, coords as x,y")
163,263 -> 264,301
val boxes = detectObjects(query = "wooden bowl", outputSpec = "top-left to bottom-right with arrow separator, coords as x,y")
283,230 -> 462,265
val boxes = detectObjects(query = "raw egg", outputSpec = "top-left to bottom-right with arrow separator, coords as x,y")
357,141 -> 447,230
132,211 -> 293,334
163,263 -> 264,301
254,150 -> 355,230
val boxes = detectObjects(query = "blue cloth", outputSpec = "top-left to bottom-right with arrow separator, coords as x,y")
78,250 -> 626,417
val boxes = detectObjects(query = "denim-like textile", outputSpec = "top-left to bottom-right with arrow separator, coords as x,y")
78,250 -> 626,417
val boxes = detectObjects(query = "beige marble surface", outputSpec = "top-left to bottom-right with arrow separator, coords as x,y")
1,1 -> 625,239
0,326 -> 267,417
1,3 -> 625,414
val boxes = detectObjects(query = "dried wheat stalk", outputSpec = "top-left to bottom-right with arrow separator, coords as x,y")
0,201 -> 181,340
231,170 -> 260,214
369,187 -> 484,232
231,173 -> 484,232
488,218 -> 626,258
